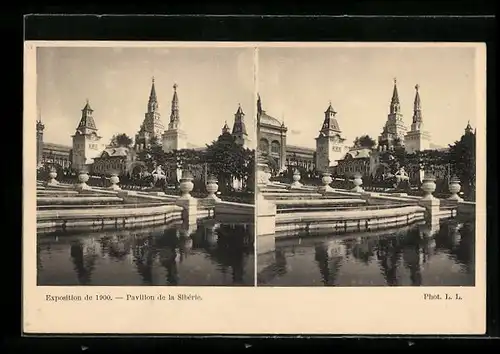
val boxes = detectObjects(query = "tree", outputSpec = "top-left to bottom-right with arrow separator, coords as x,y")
448,130 -> 475,198
137,141 -> 166,172
205,133 -> 249,193
353,135 -> 376,149
149,135 -> 160,147
109,133 -> 133,148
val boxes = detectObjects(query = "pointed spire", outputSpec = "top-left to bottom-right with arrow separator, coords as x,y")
77,99 -> 97,132
232,103 -> 247,135
414,84 -> 421,111
170,83 -> 180,123
36,107 -> 44,131
325,101 -> 337,115
222,120 -> 230,134
257,93 -> 263,115
236,103 -> 244,115
390,78 -> 400,114
321,101 -> 341,132
148,77 -> 159,112
83,98 -> 93,112
412,84 -> 423,124
465,120 -> 473,134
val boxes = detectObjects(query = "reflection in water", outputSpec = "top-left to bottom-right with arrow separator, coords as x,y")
38,219 -> 255,286
257,219 -> 475,287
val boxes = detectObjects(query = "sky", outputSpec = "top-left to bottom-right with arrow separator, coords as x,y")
258,45 -> 480,149
37,46 -> 256,148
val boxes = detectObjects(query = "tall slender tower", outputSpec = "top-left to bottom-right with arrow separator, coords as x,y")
378,78 -> 408,149
71,100 -> 105,172
232,104 -> 250,148
404,84 -> 431,153
135,77 -> 165,150
36,109 -> 45,167
162,84 -> 188,152
315,102 -> 347,172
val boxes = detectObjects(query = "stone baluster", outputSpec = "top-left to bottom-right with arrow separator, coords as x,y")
176,171 -> 198,225
76,170 -> 91,191
350,173 -> 364,193
46,167 -> 59,186
447,176 -> 464,202
289,169 -> 303,189
418,173 -> 440,226
420,174 -> 437,201
108,173 -> 121,191
318,172 -> 334,194
205,175 -> 221,202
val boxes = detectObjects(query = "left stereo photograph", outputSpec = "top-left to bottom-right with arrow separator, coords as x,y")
32,44 -> 257,287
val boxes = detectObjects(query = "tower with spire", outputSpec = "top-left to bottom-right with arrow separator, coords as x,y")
231,104 -> 250,148
36,108 -> 45,167
315,101 -> 348,172
404,84 -> 431,153
378,78 -> 408,149
135,77 -> 165,150
71,99 -> 105,172
162,83 -> 188,153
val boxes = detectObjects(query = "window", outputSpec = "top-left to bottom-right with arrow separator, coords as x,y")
259,138 -> 269,153
271,141 -> 280,154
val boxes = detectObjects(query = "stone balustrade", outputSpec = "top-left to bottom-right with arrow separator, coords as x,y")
37,204 -> 184,235
275,205 -> 427,236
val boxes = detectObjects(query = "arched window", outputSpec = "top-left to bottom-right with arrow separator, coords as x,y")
271,140 -> 280,154
259,138 -> 269,153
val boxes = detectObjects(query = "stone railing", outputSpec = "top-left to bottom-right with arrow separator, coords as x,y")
275,205 -> 427,236
37,204 -> 184,235
38,170 -> 254,232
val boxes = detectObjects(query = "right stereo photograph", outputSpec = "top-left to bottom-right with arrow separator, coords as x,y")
256,44 -> 478,287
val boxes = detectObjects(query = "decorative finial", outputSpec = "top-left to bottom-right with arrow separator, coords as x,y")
393,77 -> 397,85
415,84 -> 420,91
86,98 -> 89,104
152,76 -> 155,83
329,100 -> 332,106
173,83 -> 178,91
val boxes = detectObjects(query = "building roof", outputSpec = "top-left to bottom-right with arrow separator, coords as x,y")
43,142 -> 72,152
100,146 -> 130,157
343,148 -> 372,159
287,145 -> 316,154
260,111 -> 282,127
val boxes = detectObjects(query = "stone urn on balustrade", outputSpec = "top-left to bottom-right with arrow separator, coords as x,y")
350,173 -> 364,193
108,172 -> 121,191
205,175 -> 221,202
46,167 -> 59,186
290,169 -> 303,189
319,172 -> 334,194
76,169 -> 91,191
256,154 -> 271,189
420,173 -> 437,201
179,171 -> 194,200
447,176 -> 463,202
